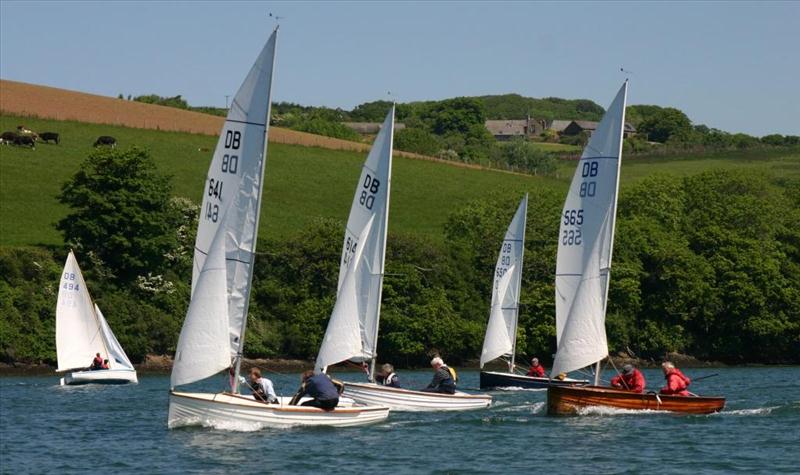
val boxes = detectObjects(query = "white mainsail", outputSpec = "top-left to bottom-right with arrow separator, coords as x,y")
336,106 -> 394,365
95,304 -> 133,370
191,29 -> 278,358
56,251 -> 107,372
480,194 -> 528,368
315,216 -> 375,373
551,81 -> 628,377
172,225 -> 231,387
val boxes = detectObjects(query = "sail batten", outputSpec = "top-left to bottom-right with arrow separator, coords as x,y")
480,194 -> 527,369
551,81 -> 628,377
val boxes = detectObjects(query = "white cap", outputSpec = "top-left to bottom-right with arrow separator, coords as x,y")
431,357 -> 444,366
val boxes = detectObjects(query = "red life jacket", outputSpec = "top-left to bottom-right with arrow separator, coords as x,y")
527,364 -> 545,378
661,369 -> 691,396
611,370 -> 645,393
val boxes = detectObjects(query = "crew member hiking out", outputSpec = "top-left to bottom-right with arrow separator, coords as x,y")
610,364 -> 645,393
422,357 -> 457,394
660,361 -> 692,396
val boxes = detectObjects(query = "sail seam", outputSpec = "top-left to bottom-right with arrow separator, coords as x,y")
226,118 -> 267,127
580,156 -> 618,160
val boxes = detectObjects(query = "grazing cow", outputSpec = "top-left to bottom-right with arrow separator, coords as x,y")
40,132 -> 60,144
12,135 -> 36,149
93,136 -> 117,147
1,131 -> 18,145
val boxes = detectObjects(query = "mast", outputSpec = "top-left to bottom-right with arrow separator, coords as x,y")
594,80 -> 628,386
368,104 -> 395,383
508,194 -> 527,373
232,26 -> 279,393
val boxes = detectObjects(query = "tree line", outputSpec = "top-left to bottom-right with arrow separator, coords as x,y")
1,147 -> 797,367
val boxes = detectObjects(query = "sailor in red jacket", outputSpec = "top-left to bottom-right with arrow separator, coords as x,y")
526,357 -> 546,378
660,361 -> 692,396
610,364 -> 645,393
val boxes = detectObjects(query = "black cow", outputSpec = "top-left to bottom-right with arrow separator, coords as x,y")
40,132 -> 60,144
93,136 -> 117,147
12,135 -> 36,149
0,131 -> 18,145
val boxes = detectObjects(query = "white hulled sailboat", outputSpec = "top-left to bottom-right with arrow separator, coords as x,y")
326,107 -> 491,411
56,251 -> 137,385
167,28 -> 389,429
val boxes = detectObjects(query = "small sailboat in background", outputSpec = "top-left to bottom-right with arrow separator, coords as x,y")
167,28 -> 389,429
331,107 -> 492,411
56,251 -> 137,385
546,81 -> 725,415
478,195 -> 587,390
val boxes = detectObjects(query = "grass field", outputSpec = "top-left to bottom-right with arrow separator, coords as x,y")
0,115 -> 559,246
2,115 -> 798,247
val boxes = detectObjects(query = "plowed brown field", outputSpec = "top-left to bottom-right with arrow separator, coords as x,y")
0,79 -> 481,168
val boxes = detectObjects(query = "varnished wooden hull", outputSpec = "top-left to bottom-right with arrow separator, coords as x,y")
547,385 -> 725,415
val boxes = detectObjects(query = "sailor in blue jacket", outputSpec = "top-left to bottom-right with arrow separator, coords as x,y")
290,370 -> 343,410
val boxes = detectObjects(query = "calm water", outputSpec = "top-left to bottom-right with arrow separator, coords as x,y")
1,367 -> 798,474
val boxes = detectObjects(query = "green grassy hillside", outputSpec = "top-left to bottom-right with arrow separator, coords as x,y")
2,114 -> 798,248
0,115 -> 558,247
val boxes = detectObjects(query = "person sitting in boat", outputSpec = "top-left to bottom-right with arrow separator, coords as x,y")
526,357 -> 546,378
249,367 -> 278,403
422,357 -> 457,394
610,364 -> 645,393
89,353 -> 103,370
376,363 -> 400,388
290,370 -> 343,410
101,359 -> 110,370
659,361 -> 692,396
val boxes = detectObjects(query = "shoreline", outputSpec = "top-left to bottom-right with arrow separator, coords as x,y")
2,352 -> 794,376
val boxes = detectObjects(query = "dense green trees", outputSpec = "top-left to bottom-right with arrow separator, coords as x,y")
57,147 -> 184,282
2,150 -> 798,366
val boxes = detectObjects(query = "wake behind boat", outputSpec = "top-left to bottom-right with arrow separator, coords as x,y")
167,28 -> 388,429
545,81 -> 724,415
56,251 -> 137,385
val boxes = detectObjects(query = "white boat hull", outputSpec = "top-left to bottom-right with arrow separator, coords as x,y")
168,391 -> 390,429
60,369 -> 138,385
344,382 -> 492,412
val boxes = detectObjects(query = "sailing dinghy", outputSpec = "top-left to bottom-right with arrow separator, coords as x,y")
478,195 -> 587,390
168,28 -> 389,429
324,106 -> 491,411
546,81 -> 724,415
56,251 -> 137,385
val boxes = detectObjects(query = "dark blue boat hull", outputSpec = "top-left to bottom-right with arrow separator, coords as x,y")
479,371 -> 589,390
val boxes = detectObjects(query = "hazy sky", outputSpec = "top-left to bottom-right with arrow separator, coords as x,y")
1,1 -> 798,136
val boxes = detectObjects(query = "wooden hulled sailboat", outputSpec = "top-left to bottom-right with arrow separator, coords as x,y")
167,28 -> 389,429
327,107 -> 491,411
546,81 -> 724,415
478,195 -> 587,390
56,251 -> 138,385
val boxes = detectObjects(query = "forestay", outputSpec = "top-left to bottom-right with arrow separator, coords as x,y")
315,216 -> 375,373
336,107 -> 394,363
56,251 -> 107,372
172,225 -> 231,387
95,304 -> 133,370
480,194 -> 527,368
551,81 -> 628,377
191,30 -> 277,357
